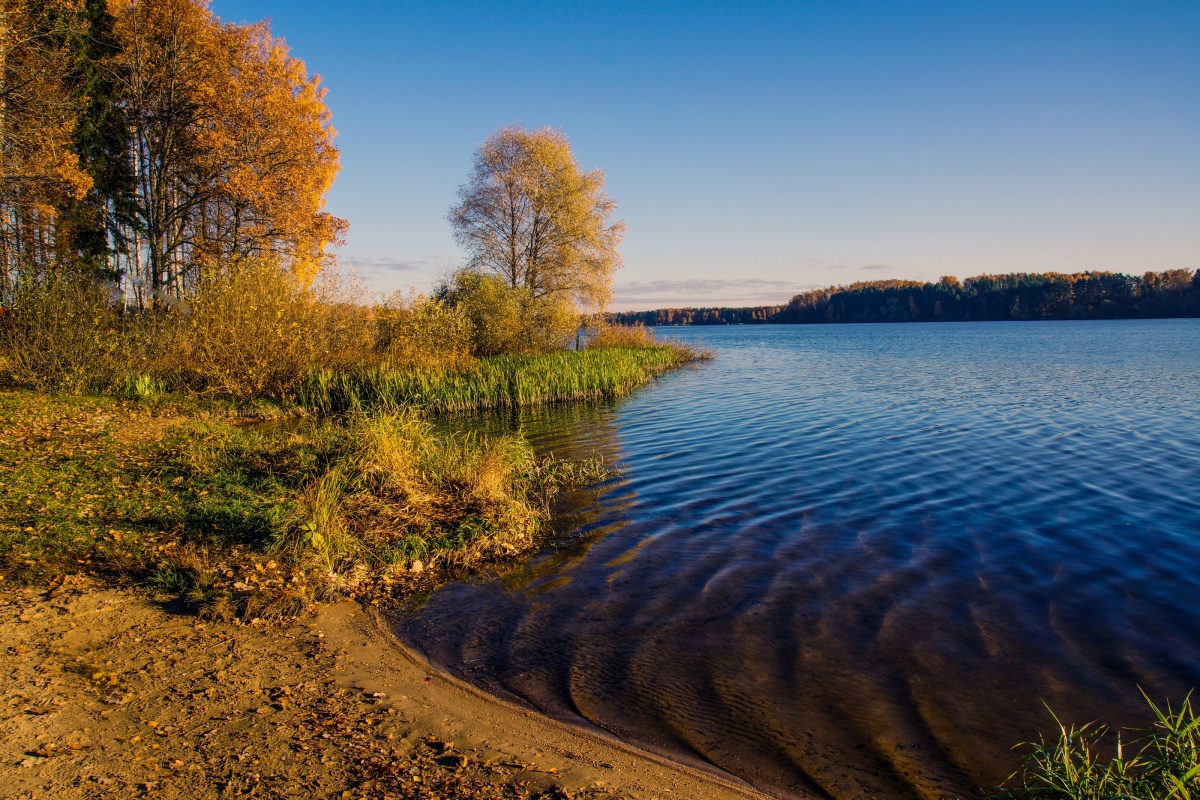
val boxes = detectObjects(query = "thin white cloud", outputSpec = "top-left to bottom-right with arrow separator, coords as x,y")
348,257 -> 425,272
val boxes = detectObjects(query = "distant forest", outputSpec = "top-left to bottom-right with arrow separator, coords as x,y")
609,270 -> 1200,326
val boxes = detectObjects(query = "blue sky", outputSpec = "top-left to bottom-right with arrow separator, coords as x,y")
212,1 -> 1199,310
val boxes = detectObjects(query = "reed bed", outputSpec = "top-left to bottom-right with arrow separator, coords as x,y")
300,345 -> 693,415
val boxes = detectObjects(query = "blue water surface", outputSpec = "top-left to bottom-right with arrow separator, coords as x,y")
395,320 -> 1200,800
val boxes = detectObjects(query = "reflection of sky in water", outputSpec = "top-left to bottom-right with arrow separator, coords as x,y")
396,320 -> 1200,800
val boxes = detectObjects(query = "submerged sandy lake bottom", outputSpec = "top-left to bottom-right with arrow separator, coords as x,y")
394,320 -> 1200,800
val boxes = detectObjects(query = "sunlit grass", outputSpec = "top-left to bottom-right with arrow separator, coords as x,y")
994,692 -> 1200,800
0,391 -> 610,619
299,345 -> 695,415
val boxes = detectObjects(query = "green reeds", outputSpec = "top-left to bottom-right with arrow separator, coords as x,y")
299,346 -> 693,415
994,691 -> 1200,800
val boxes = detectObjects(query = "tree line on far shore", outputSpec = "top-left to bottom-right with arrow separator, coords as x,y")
609,270 -> 1200,326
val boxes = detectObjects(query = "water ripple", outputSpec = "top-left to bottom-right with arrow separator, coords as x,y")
395,320 -> 1200,800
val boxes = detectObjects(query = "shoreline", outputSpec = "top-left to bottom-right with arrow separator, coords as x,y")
1,577 -> 772,800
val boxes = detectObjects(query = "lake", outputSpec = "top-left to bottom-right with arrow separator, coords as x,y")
393,320 -> 1200,800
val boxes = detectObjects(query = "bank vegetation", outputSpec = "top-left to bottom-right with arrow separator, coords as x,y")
0,0 -> 697,619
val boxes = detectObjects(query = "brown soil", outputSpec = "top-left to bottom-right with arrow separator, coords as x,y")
0,575 -> 766,800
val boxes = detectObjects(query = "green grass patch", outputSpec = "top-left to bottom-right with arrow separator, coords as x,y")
299,345 -> 693,415
0,346 -> 684,616
994,692 -> 1200,800
0,390 -> 610,619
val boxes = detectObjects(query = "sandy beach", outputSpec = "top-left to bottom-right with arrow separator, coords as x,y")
0,575 -> 767,800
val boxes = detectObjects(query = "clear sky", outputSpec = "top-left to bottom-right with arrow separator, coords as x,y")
212,1 -> 1199,311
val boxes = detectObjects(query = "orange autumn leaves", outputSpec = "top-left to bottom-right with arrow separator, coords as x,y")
1,0 -> 344,293
112,0 -> 346,286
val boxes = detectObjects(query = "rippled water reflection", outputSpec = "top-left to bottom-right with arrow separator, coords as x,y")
394,320 -> 1200,800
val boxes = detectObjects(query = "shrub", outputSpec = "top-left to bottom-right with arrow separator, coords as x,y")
183,257 -> 374,399
375,292 -> 475,369
587,321 -> 657,349
0,274 -> 125,394
440,270 -> 580,356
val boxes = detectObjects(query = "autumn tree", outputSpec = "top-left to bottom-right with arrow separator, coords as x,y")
199,16 -> 345,285
112,0 -> 344,299
448,125 -> 624,313
2,0 -> 344,304
0,0 -> 92,292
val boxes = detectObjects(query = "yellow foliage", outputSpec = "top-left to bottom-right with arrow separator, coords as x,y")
449,125 -> 624,314
375,292 -> 475,370
587,322 -> 658,349
0,0 -> 93,263
444,271 -> 580,356
184,258 -> 372,399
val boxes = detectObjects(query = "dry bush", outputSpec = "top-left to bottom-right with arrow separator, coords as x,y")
442,270 -> 580,356
183,258 -> 375,399
0,275 -> 126,394
375,292 -> 475,369
587,321 -> 657,349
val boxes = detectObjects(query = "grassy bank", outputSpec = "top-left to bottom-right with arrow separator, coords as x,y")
0,390 -> 607,619
299,345 -> 694,415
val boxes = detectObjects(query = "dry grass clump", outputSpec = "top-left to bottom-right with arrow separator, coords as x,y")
587,321 -> 658,349
155,409 -> 611,611
994,692 -> 1200,800
7,401 -> 615,619
277,411 -> 592,578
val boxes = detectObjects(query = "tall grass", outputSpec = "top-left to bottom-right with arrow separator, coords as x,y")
262,412 -> 612,588
994,692 -> 1200,800
300,346 -> 694,415
173,410 -> 610,579
586,321 -> 658,349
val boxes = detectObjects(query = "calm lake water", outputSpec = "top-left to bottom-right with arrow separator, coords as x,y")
393,320 -> 1200,800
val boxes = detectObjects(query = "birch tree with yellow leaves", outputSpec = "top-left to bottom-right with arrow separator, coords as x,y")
113,0 -> 344,300
449,125 -> 624,314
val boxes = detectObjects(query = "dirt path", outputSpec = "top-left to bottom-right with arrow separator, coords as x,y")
1,576 -> 768,800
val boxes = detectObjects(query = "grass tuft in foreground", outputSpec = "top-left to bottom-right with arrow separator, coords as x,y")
993,691 -> 1200,800
299,345 -> 697,415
